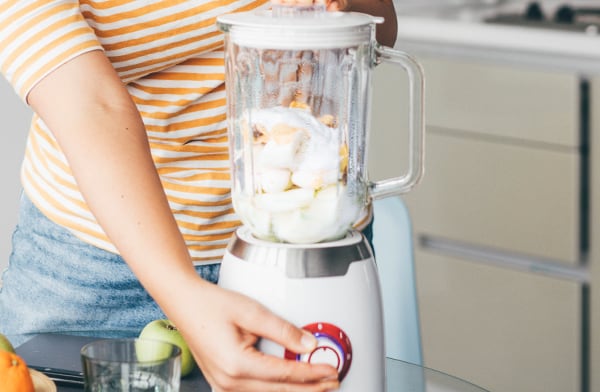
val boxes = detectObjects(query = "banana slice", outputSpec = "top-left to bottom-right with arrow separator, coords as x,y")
291,169 -> 338,190
254,188 -> 314,213
270,187 -> 351,243
260,169 -> 293,193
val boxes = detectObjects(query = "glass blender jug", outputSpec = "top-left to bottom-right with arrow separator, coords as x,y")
218,5 -> 424,244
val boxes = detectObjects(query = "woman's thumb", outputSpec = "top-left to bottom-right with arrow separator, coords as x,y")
241,303 -> 318,354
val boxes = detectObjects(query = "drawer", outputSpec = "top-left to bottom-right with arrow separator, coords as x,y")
415,248 -> 582,392
420,57 -> 580,148
403,129 -> 581,264
369,58 -> 580,152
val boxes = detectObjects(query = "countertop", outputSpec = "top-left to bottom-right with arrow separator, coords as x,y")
16,333 -> 490,391
392,0 -> 600,74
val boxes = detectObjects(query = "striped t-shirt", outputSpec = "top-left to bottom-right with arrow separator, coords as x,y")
0,0 -> 269,264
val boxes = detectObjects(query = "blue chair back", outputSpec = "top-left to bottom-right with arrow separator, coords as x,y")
372,196 -> 423,365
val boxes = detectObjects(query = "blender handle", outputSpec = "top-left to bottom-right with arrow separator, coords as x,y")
368,44 -> 425,200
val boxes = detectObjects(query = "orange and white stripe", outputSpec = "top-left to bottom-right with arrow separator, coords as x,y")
0,0 -> 268,264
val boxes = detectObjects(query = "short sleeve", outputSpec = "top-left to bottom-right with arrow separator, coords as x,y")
0,0 -> 104,102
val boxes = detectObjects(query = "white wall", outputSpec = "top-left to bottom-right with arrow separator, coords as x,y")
0,77 -> 31,275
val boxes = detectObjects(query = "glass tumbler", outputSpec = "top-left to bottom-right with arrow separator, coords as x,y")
81,338 -> 181,392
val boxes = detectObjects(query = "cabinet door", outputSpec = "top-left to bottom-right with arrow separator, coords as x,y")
422,57 -> 580,148
369,59 -> 582,264
588,76 -> 600,392
368,57 -> 580,181
405,129 -> 580,264
415,248 -> 582,392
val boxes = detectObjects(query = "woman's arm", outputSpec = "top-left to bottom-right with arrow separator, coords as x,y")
27,50 -> 339,392
328,0 -> 398,46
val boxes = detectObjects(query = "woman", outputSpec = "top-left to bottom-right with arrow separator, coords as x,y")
0,0 -> 397,390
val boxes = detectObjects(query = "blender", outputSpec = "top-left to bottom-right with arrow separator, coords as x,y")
216,3 -> 424,390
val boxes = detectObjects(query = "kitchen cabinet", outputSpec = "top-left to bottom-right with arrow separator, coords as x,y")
422,59 -> 580,148
369,56 -> 588,392
404,129 -> 580,265
589,76 -> 600,392
415,248 -> 581,392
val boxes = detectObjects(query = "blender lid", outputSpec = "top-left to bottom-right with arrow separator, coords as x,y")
217,10 -> 382,49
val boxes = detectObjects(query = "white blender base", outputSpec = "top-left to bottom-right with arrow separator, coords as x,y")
218,231 -> 386,391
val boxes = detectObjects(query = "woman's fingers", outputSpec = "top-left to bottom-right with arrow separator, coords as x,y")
235,299 -> 317,355
231,299 -> 340,380
271,0 -> 327,6
326,1 -> 348,11
212,375 -> 339,392
269,0 -> 350,12
213,349 -> 340,388
186,287 -> 340,390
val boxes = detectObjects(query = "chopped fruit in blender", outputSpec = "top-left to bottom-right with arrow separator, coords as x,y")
233,105 -> 359,243
259,168 -> 292,193
289,100 -> 311,110
318,114 -> 337,128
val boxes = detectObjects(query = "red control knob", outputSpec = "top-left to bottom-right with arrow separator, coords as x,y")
284,322 -> 352,381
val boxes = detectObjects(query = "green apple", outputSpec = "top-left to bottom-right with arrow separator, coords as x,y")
139,319 -> 195,377
0,332 -> 15,353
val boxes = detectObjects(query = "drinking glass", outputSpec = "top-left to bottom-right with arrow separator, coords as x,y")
81,338 -> 181,392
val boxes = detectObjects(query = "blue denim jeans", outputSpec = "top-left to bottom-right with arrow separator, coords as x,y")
0,194 -> 375,347
0,194 -> 220,346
